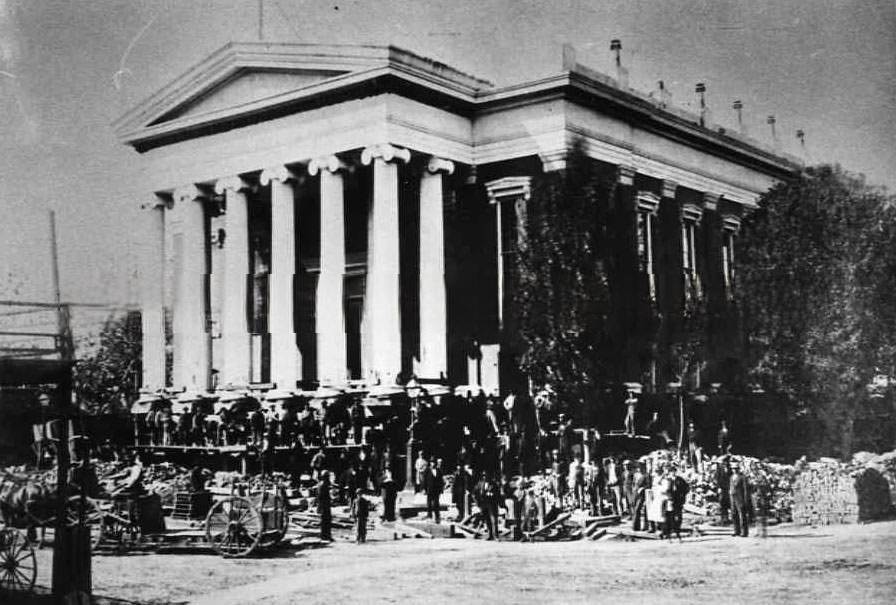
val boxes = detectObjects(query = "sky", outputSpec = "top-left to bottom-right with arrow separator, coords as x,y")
0,0 -> 894,307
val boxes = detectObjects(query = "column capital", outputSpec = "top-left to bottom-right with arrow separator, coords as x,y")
681,202 -> 704,223
636,191 -> 660,215
260,165 -> 299,186
308,155 -> 347,176
661,179 -> 679,199
426,156 -> 455,175
721,214 -> 742,234
485,176 -> 531,205
214,175 -> 251,195
360,143 -> 411,166
173,184 -> 205,204
617,165 -> 636,186
703,192 -> 721,212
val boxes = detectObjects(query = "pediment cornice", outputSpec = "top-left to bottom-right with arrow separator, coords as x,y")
114,41 -> 491,149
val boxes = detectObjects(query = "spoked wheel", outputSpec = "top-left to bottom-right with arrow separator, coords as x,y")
256,490 -> 288,548
65,495 -> 104,549
205,496 -> 262,558
0,528 -> 37,594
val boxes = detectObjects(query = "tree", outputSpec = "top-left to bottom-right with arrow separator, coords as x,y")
735,165 -> 896,456
73,312 -> 142,415
515,140 -> 615,422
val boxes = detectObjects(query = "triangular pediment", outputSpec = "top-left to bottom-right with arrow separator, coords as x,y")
115,42 -> 491,149
152,68 -> 347,124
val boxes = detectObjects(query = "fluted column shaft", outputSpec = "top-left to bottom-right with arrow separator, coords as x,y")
418,157 -> 453,379
309,156 -> 348,385
140,196 -> 166,390
261,166 -> 301,389
172,185 -> 209,390
361,144 -> 410,384
214,176 -> 251,387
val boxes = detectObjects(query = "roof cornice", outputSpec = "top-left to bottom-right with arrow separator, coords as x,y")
116,42 -> 800,179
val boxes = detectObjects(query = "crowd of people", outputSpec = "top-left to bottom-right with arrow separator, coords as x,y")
129,386 -> 751,542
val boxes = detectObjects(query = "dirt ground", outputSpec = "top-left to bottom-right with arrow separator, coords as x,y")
25,519 -> 896,604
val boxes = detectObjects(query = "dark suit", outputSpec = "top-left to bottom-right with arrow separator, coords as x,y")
631,471 -> 648,531
317,478 -> 332,541
729,471 -> 750,537
423,468 -> 445,523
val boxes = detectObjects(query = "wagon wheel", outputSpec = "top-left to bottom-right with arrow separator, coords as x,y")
98,513 -> 139,549
0,528 -> 37,594
65,495 -> 104,549
257,490 -> 288,548
205,496 -> 262,558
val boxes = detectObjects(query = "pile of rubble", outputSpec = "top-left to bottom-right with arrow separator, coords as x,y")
792,457 -> 891,524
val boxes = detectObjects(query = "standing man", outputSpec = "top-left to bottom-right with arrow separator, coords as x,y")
716,456 -> 732,524
729,462 -> 750,537
622,460 -> 635,518
452,463 -> 474,520
350,398 -> 365,445
317,470 -> 333,541
687,420 -> 702,470
718,419 -> 731,455
623,390 -> 638,436
631,462 -> 648,531
414,450 -> 429,493
475,473 -> 501,541
310,448 -> 326,480
353,488 -> 369,544
424,457 -> 445,523
380,467 -> 398,522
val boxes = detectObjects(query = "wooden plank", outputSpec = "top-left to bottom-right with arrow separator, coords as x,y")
589,528 -> 608,541
523,512 -> 572,541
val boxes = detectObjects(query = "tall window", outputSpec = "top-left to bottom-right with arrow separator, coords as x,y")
721,214 -> 741,300
636,191 -> 660,302
681,203 -> 703,302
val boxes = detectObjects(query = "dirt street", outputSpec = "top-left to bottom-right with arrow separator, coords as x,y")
28,520 -> 896,604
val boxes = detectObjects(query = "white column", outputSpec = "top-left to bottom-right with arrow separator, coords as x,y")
140,195 -> 166,391
172,185 -> 209,390
418,156 -> 453,379
309,155 -> 348,385
361,144 -> 410,384
260,165 -> 301,389
214,175 -> 251,387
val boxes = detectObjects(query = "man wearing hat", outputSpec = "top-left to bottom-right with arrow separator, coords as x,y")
353,488 -> 369,544
316,470 -> 333,541
729,461 -> 750,537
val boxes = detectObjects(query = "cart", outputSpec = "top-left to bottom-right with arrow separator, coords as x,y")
204,483 -> 289,557
90,481 -> 289,558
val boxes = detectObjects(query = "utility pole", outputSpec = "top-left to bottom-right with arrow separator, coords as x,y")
48,210 -> 91,600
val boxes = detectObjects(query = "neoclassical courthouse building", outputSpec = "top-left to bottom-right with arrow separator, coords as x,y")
117,42 -> 799,398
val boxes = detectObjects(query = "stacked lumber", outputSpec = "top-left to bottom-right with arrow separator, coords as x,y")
792,461 -> 891,524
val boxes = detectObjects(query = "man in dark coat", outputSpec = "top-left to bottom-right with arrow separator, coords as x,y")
631,462 -> 648,531
670,472 -> 690,539
452,464 -> 473,520
729,463 -> 750,537
250,408 -> 265,445
423,458 -> 445,523
353,488 -> 369,544
350,399 -> 365,445
716,456 -> 732,523
474,474 -> 501,540
317,471 -> 333,541
380,468 -> 398,522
